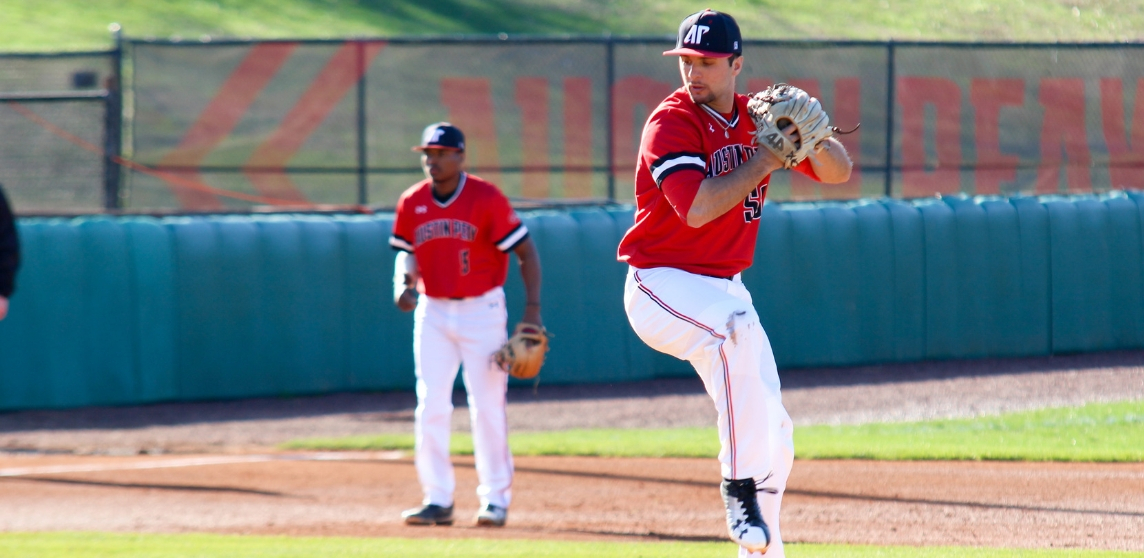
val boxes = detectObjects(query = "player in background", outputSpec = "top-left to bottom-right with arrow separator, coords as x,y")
0,183 -> 19,321
617,10 -> 852,557
390,122 -> 543,528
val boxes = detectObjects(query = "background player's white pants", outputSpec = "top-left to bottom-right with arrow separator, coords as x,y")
413,287 -> 513,509
623,267 -> 795,557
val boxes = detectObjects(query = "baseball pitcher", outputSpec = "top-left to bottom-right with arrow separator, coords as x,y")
617,10 -> 853,557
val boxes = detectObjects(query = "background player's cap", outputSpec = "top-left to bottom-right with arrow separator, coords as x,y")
662,10 -> 742,59
412,122 -> 465,152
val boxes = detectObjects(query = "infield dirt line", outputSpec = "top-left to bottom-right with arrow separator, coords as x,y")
1,455 -> 1140,550
0,451 -> 405,477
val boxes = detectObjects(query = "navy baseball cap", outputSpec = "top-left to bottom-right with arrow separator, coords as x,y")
412,122 -> 465,151
663,10 -> 742,59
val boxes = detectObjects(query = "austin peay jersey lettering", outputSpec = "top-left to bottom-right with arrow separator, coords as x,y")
414,219 -> 478,245
617,87 -> 818,277
707,144 -> 757,180
390,173 -> 528,299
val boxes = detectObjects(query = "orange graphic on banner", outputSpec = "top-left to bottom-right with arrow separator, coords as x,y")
1101,78 -> 1144,190
1036,78 -> 1091,194
244,41 -> 385,203
157,42 -> 299,209
972,79 -> 1024,195
612,76 -> 676,174
898,77 -> 962,198
825,78 -> 862,199
6,101 -> 338,207
515,77 -> 551,198
440,78 -> 502,187
563,77 -> 594,198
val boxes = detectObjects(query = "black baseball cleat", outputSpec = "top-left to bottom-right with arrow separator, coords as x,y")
402,503 -> 454,526
721,477 -> 770,553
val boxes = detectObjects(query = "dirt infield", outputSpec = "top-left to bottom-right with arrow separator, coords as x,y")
1,453 -> 1142,550
1,351 -> 1143,550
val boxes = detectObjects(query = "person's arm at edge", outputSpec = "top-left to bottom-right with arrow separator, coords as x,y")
685,148 -> 785,228
512,236 -> 542,328
686,135 -> 853,228
393,250 -> 418,312
0,186 -> 19,321
805,137 -> 853,184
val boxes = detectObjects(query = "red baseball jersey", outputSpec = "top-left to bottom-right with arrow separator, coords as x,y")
617,87 -> 818,277
390,173 -> 528,299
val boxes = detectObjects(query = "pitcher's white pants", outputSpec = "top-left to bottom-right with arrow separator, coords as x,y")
413,287 -> 513,509
623,267 -> 794,557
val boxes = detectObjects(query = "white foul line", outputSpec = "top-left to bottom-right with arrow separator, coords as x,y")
0,451 -> 405,478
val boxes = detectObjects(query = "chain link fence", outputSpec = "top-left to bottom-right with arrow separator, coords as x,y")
1,38 -> 1142,214
0,51 -> 116,213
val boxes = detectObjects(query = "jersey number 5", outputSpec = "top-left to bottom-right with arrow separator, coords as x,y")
743,184 -> 765,223
459,249 -> 470,275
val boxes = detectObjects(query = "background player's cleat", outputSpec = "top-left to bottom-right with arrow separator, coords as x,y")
474,503 -> 508,527
721,477 -> 770,553
402,503 -> 454,526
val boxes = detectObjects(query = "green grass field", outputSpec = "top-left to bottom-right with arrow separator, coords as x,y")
796,398 -> 1144,461
3,0 -> 1143,52
1,532 -> 1140,558
284,398 -> 1144,462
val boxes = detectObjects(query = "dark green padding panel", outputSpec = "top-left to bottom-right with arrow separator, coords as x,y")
921,197 -> 1048,360
1110,194 -> 1144,346
884,200 -> 926,362
0,218 -> 137,409
75,219 -> 137,405
1011,198 -> 1053,356
341,214 -> 413,391
752,201 -> 900,368
1048,195 -> 1144,352
122,218 -> 178,402
170,217 -> 247,399
753,200 -> 922,368
518,211 -> 588,383
0,220 -> 55,406
2,194 -> 1143,410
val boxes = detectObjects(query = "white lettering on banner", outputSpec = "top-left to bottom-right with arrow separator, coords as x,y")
684,25 -> 710,45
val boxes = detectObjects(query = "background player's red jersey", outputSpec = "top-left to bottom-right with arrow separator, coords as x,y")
390,173 -> 528,299
617,87 -> 817,277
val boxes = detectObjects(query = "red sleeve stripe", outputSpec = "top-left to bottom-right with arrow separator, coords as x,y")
650,152 -> 706,185
389,235 -> 414,252
495,224 -> 529,252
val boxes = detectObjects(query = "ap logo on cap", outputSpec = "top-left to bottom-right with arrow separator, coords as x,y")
684,24 -> 711,45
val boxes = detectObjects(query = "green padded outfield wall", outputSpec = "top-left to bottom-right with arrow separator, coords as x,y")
1,193 -> 1143,410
